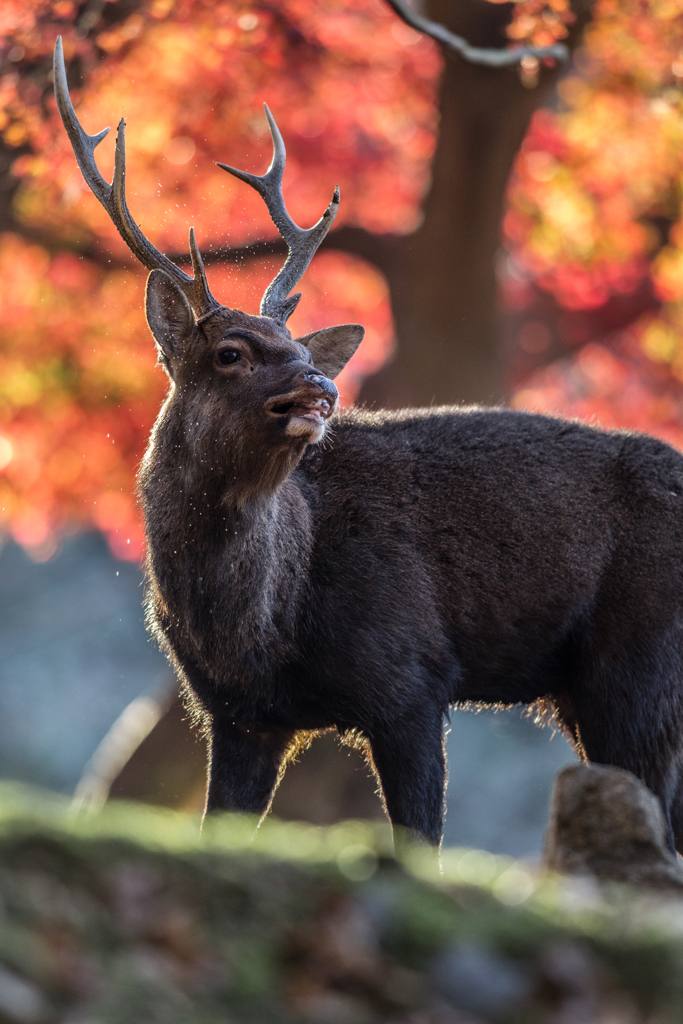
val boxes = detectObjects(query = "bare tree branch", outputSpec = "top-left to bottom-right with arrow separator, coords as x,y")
384,0 -> 569,67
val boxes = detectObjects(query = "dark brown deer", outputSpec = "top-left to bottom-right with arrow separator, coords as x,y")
55,37 -> 683,853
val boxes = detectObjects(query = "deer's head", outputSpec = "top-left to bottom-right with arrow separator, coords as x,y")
53,37 -> 364,458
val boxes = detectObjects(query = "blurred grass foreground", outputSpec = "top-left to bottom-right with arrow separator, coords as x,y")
0,783 -> 683,1023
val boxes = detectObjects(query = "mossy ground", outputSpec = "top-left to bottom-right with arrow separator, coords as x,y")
0,782 -> 682,1023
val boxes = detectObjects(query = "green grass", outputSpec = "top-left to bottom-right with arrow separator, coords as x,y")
0,781 -> 682,1023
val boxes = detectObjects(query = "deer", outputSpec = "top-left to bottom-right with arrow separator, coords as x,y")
54,36 -> 683,854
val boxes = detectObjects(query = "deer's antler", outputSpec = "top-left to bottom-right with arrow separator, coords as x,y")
53,36 -> 219,320
218,105 -> 339,324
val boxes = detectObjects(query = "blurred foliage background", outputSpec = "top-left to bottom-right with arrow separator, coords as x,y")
3,0 -> 683,855
5,0 -> 683,559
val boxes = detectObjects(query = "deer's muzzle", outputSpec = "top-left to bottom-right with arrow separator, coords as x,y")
266,376 -> 338,418
265,378 -> 338,439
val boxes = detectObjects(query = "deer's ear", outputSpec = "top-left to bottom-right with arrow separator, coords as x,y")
295,324 -> 364,380
145,269 -> 195,365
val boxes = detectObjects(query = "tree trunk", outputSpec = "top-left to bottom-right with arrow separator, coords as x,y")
358,0 -> 593,409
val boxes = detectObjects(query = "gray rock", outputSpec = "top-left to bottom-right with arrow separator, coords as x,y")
543,763 -> 683,891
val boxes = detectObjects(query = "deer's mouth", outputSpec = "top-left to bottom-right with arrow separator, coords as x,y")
266,396 -> 333,423
266,394 -> 334,441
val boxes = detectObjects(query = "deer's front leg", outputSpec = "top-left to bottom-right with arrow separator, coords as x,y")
368,704 -> 447,850
205,716 -> 295,819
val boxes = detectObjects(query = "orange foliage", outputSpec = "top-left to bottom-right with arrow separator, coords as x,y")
514,333 -> 683,450
506,0 -> 575,50
5,0 -> 683,562
507,0 -> 683,448
0,0 -> 440,559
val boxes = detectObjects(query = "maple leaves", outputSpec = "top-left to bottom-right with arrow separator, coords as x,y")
0,233 -> 156,559
0,0 -> 438,558
507,0 -> 683,448
4,0 -> 683,560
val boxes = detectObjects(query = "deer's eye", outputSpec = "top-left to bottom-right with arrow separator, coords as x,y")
217,349 -> 240,366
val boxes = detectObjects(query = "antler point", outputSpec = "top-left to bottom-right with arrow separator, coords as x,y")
217,107 -> 337,319
54,32 -> 217,318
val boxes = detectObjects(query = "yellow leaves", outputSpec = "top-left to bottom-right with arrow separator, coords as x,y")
505,0 -> 574,49
0,229 -> 157,555
4,122 -> 26,147
653,246 -> 683,303
0,366 -> 42,408
650,0 -> 683,21
52,2 -> 75,18
546,186 -> 594,246
507,0 -> 683,315
638,304 -> 683,388
150,0 -> 176,18
135,119 -> 172,156
513,159 -> 600,266
641,318 -> 679,362
214,28 -> 235,47
144,22 -> 202,82
0,236 -> 158,416
507,14 -> 539,41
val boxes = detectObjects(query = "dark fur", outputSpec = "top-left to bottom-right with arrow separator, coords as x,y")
140,274 -> 683,851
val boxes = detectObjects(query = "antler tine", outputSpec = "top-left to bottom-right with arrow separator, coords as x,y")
217,104 -> 339,323
53,36 -> 219,319
189,227 -> 211,294
53,36 -> 112,205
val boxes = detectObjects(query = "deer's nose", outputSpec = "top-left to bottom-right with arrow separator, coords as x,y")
301,371 -> 338,402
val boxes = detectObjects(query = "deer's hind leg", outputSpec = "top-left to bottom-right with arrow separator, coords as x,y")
566,629 -> 683,855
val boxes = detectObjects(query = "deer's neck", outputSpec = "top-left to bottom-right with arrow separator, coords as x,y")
140,414 -> 313,694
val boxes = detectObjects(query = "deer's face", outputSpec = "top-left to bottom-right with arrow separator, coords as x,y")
146,271 -> 363,465
192,309 -> 339,446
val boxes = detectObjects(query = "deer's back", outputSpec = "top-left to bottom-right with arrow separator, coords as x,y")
297,407 -> 683,708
